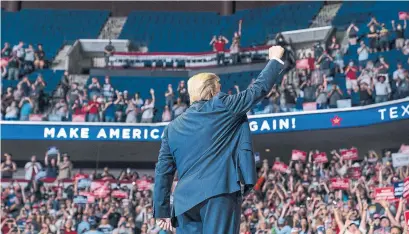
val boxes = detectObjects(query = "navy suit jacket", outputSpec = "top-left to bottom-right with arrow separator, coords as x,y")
153,59 -> 285,219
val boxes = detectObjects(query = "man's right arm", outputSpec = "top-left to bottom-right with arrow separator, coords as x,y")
220,46 -> 285,116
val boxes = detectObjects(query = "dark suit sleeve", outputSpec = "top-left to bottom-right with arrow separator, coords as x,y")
153,127 -> 176,218
220,59 -> 285,116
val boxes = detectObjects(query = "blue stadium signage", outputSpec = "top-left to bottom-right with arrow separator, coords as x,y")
1,99 -> 408,141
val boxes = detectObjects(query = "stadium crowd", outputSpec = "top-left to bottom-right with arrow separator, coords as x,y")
1,145 -> 409,234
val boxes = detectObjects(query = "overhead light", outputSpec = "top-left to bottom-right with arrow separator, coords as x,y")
265,149 -> 270,152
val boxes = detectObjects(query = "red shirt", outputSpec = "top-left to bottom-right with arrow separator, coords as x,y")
87,101 -> 100,114
214,40 -> 226,52
346,66 -> 358,80
308,58 -> 315,70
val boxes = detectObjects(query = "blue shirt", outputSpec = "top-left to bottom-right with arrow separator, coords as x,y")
20,102 -> 33,117
77,221 -> 91,234
275,225 -> 292,234
83,230 -> 104,234
104,104 -> 115,117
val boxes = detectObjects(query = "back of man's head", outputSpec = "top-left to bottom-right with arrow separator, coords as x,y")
187,73 -> 220,104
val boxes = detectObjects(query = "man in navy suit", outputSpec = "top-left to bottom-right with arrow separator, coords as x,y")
153,46 -> 286,234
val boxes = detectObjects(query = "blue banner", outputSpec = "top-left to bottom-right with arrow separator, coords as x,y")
1,99 -> 408,142
395,181 -> 404,198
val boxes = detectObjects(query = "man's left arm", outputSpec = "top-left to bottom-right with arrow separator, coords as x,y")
153,127 -> 176,218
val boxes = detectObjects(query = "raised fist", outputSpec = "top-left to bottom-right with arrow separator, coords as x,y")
269,46 -> 285,60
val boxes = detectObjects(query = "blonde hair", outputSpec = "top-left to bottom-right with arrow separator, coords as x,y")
187,73 -> 220,104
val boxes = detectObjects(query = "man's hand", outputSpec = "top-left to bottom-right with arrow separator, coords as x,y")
269,46 -> 285,60
156,218 -> 173,231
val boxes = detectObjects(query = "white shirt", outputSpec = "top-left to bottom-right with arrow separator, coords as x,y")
374,82 -> 391,95
141,101 -> 155,119
357,46 -> 369,61
393,68 -> 405,80
24,161 -> 42,180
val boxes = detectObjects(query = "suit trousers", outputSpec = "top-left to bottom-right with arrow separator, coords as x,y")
175,192 -> 242,234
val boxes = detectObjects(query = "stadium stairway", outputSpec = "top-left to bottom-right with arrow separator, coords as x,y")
98,16 -> 128,39
310,3 -> 342,28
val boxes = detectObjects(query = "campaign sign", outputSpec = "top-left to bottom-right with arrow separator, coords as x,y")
392,153 -> 409,168
348,167 -> 362,179
77,178 -> 92,189
394,181 -> 404,198
136,179 -> 152,191
340,148 -> 359,161
272,162 -> 290,174
73,195 -> 88,204
374,187 -> 397,201
314,152 -> 328,164
79,191 -> 96,204
292,150 -> 307,161
111,190 -> 129,199
404,177 -> 409,199
330,178 -> 350,190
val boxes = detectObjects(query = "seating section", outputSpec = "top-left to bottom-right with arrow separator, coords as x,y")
1,70 -> 64,95
333,1 -> 409,34
120,2 -> 322,52
1,9 -> 110,59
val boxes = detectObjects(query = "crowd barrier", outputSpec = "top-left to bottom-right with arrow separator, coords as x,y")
1,98 -> 408,142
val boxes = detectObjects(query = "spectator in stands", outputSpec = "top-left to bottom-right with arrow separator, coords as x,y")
172,97 -> 187,119
403,40 -> 409,55
345,61 -> 358,92
367,16 -> 380,28
2,42 -> 12,58
1,153 -> 17,179
61,71 -> 71,96
230,20 -> 242,65
313,42 -> 324,61
367,25 -> 379,53
84,223 -> 104,234
103,97 -> 116,122
114,92 -> 126,122
67,83 -> 82,107
104,41 -> 115,67
13,83 -> 23,103
327,84 -> 343,108
18,97 -> 33,121
162,105 -> 172,122
391,20 -> 407,50
57,153 -> 73,181
44,153 -> 58,179
375,56 -> 390,78
393,70 -> 409,99
140,89 -> 155,123
24,155 -> 42,181
327,36 -> 340,57
2,87 -> 14,114
102,76 -> 114,100
316,50 -> 333,76
358,69 -> 372,86
379,23 -> 390,52
177,80 -> 188,104
373,75 -> 391,103
315,84 -> 328,109
210,35 -> 229,65
300,79 -> 316,103
125,102 -> 138,123
333,49 -> 344,73
357,41 -> 369,70
346,23 -> 359,45
88,77 -> 101,98
281,85 -> 297,112
87,95 -> 101,122
34,44 -> 46,69
23,44 -> 35,74
164,84 -> 174,109
100,167 -> 115,180
12,41 -> 25,60
4,101 -> 19,121
7,54 -> 21,80
393,63 -> 406,81
0,59 -> 7,79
